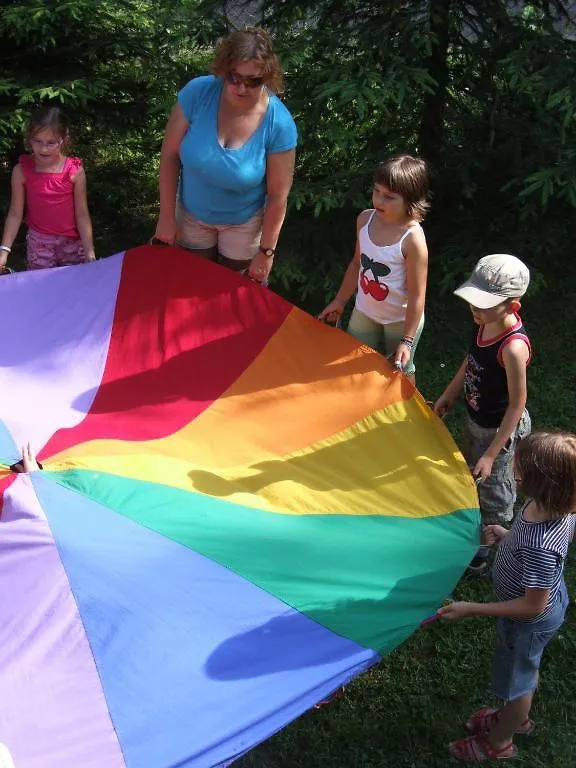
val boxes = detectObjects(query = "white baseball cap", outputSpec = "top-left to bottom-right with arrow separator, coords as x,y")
454,254 -> 530,309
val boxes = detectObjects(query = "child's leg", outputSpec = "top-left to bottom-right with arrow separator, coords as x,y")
463,412 -> 532,524
465,407 -> 529,573
451,589 -> 568,761
462,416 -> 498,572
488,584 -> 568,746
380,315 -> 425,383
487,692 -> 535,750
346,307 -> 383,350
486,409 -> 532,522
26,229 -> 58,270
56,236 -> 86,266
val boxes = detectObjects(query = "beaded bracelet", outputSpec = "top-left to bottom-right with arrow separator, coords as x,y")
400,336 -> 414,348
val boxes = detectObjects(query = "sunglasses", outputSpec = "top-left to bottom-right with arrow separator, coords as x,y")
226,71 -> 264,89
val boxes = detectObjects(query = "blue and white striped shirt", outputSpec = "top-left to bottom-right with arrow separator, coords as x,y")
492,502 -> 575,623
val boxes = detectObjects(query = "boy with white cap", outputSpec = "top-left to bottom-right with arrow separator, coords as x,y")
434,254 -> 532,573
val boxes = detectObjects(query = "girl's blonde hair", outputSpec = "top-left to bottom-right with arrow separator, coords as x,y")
374,155 -> 430,221
516,431 -> 576,517
212,27 -> 284,94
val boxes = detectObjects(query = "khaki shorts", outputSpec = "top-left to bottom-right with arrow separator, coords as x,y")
176,203 -> 263,262
463,409 -> 531,524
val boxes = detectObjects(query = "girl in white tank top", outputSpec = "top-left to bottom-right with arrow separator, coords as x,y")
319,155 -> 429,382
356,210 -> 422,324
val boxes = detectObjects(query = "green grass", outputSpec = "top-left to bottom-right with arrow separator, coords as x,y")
234,259 -> 576,768
237,567 -> 576,767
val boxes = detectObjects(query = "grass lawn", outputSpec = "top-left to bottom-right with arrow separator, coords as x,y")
237,258 -> 576,768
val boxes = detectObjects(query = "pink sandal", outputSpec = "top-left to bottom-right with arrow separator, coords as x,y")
449,734 -> 517,762
466,707 -> 534,736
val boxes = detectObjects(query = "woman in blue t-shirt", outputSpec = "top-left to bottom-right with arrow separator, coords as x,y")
153,27 -> 297,283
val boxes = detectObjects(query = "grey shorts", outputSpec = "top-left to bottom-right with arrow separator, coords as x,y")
492,581 -> 568,702
463,409 -> 531,524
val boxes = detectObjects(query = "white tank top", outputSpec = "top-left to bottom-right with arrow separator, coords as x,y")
355,210 -> 420,324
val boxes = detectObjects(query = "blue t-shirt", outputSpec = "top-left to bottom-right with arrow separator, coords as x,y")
177,75 -> 298,225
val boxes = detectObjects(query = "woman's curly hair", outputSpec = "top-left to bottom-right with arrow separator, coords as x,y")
212,27 -> 284,94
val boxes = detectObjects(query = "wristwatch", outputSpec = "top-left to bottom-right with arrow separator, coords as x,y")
259,246 -> 275,258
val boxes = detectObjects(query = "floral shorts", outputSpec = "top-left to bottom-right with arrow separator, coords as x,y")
27,228 -> 85,270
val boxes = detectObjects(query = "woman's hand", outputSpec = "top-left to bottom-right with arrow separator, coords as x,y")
248,250 -> 273,282
153,217 -> 178,246
318,299 -> 345,323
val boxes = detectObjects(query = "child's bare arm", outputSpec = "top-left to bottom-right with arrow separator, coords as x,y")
438,587 -> 550,621
73,168 -> 96,261
473,338 -> 529,480
0,165 -> 25,265
318,211 -> 368,321
401,227 -> 428,339
392,227 -> 428,370
433,356 -> 467,417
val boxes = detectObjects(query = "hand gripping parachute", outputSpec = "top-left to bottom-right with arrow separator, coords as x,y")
0,246 -> 479,767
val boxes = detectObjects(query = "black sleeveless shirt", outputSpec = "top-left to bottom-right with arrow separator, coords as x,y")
464,315 -> 531,428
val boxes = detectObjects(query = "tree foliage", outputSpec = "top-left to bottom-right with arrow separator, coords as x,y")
254,0 -> 576,297
0,0 -> 213,246
1,0 -> 575,301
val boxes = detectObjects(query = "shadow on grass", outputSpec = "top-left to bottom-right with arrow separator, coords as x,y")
235,568 -> 576,768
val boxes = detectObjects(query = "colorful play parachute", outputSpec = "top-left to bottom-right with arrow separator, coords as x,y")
0,245 -> 479,768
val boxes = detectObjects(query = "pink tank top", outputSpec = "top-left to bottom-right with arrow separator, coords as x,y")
19,154 -> 82,239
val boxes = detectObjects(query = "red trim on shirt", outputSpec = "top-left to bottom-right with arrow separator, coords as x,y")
476,312 -> 522,347
497,333 -> 532,368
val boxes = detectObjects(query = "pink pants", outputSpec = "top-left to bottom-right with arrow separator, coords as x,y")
27,228 -> 86,270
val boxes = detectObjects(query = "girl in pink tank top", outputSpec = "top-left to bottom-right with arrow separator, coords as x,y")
0,106 -> 96,271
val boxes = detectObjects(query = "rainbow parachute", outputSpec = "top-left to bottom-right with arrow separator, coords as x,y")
0,245 -> 479,767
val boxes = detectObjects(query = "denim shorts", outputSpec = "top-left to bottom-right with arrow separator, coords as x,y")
492,580 -> 569,702
347,307 -> 424,375
463,409 -> 531,524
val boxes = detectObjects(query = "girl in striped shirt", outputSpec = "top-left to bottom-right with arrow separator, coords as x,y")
439,430 -> 576,762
